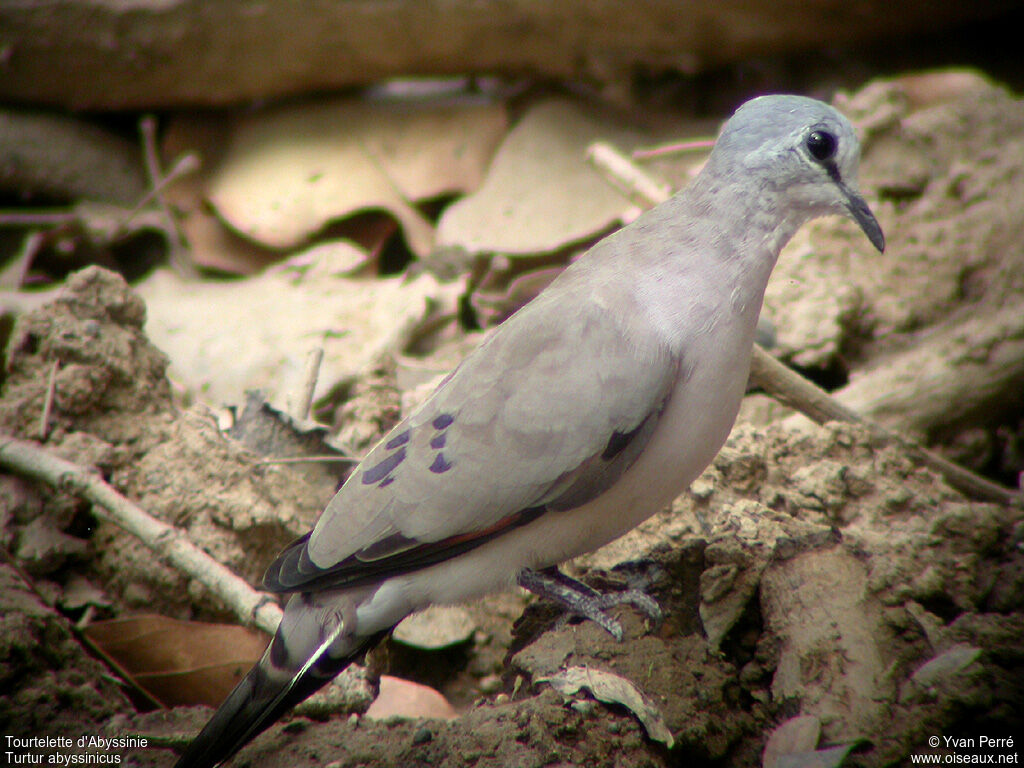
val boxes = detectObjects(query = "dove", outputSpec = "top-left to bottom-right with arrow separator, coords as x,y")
175,94 -> 884,767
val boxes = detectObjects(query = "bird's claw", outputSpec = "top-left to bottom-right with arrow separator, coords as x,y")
592,588 -> 664,628
518,566 -> 663,641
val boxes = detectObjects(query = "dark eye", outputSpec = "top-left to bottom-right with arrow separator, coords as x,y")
806,130 -> 837,162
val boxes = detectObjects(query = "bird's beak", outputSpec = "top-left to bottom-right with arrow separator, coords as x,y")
840,182 -> 885,252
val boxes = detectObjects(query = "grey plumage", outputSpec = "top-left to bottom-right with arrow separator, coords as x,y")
175,94 -> 884,768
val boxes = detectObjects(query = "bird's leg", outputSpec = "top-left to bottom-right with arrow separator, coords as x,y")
517,566 -> 663,642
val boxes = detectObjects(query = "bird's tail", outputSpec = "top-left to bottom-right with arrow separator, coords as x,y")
174,593 -> 385,768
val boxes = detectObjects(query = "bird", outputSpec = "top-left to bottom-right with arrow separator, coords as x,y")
175,94 -> 885,767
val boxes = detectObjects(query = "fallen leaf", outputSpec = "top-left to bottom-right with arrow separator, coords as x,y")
172,202 -> 280,275
82,615 -> 267,708
60,574 -> 111,611
360,101 -> 508,201
776,743 -> 864,768
227,390 -> 354,500
763,715 -> 821,768
136,265 -> 454,411
364,675 -> 458,720
436,99 -> 641,257
205,99 -> 506,257
910,644 -> 983,688
539,665 -> 674,748
162,115 -> 278,275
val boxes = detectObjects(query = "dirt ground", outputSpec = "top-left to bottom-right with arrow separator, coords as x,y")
2,72 -> 1023,768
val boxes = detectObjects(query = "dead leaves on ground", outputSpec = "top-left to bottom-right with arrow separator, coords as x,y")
435,99 -> 640,256
82,614 -> 459,719
147,96 -> 707,409
162,95 -> 704,273
6,89 -> 709,733
203,100 -> 509,257
2,93 -> 712,412
81,614 -> 267,708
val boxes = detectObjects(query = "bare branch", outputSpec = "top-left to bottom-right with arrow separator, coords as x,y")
0,436 -> 284,635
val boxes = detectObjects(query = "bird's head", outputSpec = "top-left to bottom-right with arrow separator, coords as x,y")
709,94 -> 885,253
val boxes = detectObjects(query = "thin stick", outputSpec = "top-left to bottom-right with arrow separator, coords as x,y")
294,347 -> 325,420
257,454 -> 357,466
749,346 -> 1019,506
39,361 -> 58,440
587,142 -> 671,206
0,436 -> 284,635
631,137 -> 715,160
591,139 -> 1019,507
0,230 -> 47,291
139,114 -> 198,279
0,211 -> 78,227
122,151 -> 201,226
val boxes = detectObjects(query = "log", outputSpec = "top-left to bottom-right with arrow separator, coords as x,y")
833,301 -> 1024,442
0,0 -> 1017,109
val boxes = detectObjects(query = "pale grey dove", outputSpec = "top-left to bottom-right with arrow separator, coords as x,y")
176,94 -> 884,767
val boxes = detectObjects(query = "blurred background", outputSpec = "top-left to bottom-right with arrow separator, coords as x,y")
2,4 -> 1024,767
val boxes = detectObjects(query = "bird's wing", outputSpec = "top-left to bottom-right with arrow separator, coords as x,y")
264,285 -> 679,593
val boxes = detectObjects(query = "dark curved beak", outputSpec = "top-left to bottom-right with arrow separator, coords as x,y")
840,182 -> 885,252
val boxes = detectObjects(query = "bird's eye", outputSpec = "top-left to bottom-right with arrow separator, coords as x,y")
806,130 -> 837,162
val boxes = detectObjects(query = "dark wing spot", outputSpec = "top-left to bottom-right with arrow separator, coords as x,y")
429,433 -> 446,449
601,417 -> 651,460
362,447 -> 406,485
263,505 -> 549,593
432,413 -> 454,430
429,453 -> 453,473
386,430 -> 411,450
269,627 -> 289,667
357,530 -> 420,561
378,476 -> 395,488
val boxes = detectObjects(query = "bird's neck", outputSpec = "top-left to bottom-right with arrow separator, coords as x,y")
684,169 -> 805,276
626,172 -> 805,353
650,173 -> 804,331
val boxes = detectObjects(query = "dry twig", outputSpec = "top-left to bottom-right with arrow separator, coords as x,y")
0,436 -> 284,635
749,347 -> 1019,506
293,346 -> 325,421
139,114 -> 199,278
39,361 -> 58,441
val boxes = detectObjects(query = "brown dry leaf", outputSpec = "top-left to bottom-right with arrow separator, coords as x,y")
161,115 -> 279,275
763,715 -> 821,768
176,204 -> 281,275
360,101 -> 508,201
364,675 -> 458,721
136,265 -> 454,411
471,263 -> 567,326
82,614 -> 267,707
436,99 -> 641,257
227,390 -> 353,500
205,99 -> 507,257
774,744 -> 863,768
539,665 -> 674,748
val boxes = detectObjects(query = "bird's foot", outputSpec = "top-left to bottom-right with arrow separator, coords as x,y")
517,566 -> 663,642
